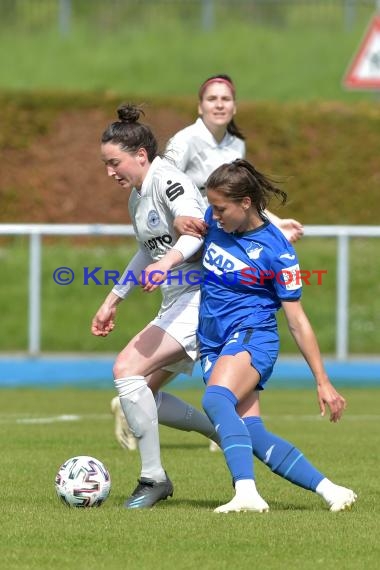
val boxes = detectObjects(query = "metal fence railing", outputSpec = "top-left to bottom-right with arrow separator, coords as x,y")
1,223 -> 380,360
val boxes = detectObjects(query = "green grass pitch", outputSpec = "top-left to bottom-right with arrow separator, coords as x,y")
0,386 -> 378,569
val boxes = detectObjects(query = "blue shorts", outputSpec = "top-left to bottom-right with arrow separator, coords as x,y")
200,326 -> 279,390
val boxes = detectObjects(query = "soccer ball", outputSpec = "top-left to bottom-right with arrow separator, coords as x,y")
55,455 -> 111,508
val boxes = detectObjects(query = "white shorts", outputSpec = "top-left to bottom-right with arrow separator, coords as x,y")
150,289 -> 200,376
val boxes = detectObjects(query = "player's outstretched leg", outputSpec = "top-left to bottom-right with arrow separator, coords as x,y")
111,396 -> 137,451
112,390 -> 220,451
155,391 -> 219,445
244,416 -> 357,511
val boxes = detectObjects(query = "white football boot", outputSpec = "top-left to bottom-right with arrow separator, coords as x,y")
325,486 -> 357,512
214,480 -> 269,514
214,493 -> 270,514
110,396 -> 137,451
316,478 -> 357,512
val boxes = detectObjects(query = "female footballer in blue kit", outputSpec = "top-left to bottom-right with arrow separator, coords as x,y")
200,159 -> 357,513
146,159 -> 357,513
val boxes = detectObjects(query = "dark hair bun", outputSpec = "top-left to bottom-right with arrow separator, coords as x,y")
117,104 -> 145,124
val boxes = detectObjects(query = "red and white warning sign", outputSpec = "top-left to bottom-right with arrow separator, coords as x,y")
343,14 -> 380,89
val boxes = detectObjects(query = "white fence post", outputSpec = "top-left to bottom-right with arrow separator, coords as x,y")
58,0 -> 71,36
336,233 -> 349,360
28,232 -> 42,355
201,0 -> 214,30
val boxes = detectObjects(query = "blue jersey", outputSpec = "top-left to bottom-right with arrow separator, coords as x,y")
198,207 -> 302,351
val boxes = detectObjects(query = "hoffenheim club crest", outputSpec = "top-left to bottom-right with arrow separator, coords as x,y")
246,242 -> 263,260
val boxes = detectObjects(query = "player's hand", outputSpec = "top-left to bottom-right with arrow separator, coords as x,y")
91,304 -> 116,337
317,381 -> 347,422
278,218 -> 304,243
174,216 -> 208,238
140,262 -> 168,293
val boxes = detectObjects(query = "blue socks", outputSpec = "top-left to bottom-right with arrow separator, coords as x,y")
203,385 -> 253,482
243,416 -> 324,491
202,387 -> 325,492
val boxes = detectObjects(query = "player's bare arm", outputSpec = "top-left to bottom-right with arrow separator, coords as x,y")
282,299 -> 346,422
91,291 -> 123,337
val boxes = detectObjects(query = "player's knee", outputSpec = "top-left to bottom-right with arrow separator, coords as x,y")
113,356 -> 138,379
113,356 -> 124,378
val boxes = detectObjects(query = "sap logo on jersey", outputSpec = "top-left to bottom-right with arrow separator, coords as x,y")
203,242 -> 248,275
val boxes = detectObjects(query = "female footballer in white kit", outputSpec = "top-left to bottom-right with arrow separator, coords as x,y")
165,73 -> 303,237
92,104 -> 219,509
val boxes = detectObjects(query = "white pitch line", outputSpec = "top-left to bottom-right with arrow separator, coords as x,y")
18,415 -> 82,424
0,413 -> 110,424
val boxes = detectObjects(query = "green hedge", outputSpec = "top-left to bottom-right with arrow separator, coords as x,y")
0,92 -> 379,224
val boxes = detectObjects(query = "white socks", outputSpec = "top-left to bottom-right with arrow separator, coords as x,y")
315,478 -> 333,499
115,376 -> 166,482
235,479 -> 259,495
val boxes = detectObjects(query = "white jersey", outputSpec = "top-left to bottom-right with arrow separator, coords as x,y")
127,156 -> 206,312
165,117 -> 245,197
